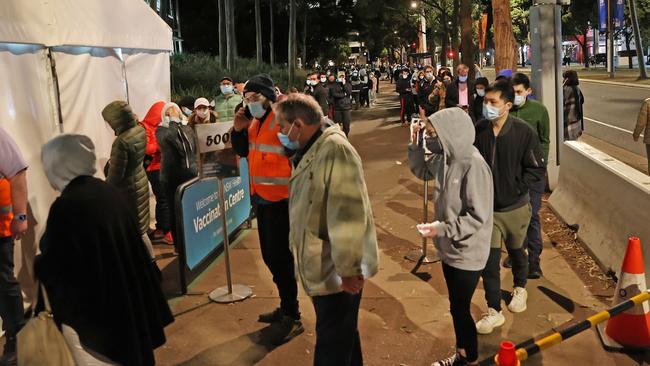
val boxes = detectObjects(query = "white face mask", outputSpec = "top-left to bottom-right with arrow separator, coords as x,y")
320,77 -> 327,83
476,89 -> 485,97
248,101 -> 267,119
514,95 -> 527,107
196,109 -> 209,119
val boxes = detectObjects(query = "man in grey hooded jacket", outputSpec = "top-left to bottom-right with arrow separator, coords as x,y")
408,108 -> 493,366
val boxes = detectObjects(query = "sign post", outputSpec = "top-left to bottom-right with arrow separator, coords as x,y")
405,119 -> 439,264
194,122 -> 252,303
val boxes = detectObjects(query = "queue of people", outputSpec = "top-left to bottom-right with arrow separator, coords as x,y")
0,61 -> 596,366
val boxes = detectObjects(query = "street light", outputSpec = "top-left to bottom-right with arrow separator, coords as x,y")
411,1 -> 418,8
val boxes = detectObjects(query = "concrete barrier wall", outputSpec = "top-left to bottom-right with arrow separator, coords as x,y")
549,141 -> 650,282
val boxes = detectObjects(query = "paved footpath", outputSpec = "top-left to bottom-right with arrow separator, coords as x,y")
154,82 -> 641,366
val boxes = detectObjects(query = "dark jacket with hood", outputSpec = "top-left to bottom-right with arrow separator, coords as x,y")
35,176 -> 173,366
474,115 -> 546,212
408,108 -> 493,271
102,101 -> 150,235
306,83 -> 330,116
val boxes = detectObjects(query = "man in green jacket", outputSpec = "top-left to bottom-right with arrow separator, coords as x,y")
275,94 -> 379,366
212,77 -> 243,122
510,73 -> 550,279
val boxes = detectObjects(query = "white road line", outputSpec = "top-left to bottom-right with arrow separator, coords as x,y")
584,116 -> 635,135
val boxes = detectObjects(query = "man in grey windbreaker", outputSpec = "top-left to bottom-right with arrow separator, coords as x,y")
275,93 -> 379,366
409,108 -> 493,366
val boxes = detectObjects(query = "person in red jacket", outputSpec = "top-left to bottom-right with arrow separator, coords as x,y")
140,101 -> 172,245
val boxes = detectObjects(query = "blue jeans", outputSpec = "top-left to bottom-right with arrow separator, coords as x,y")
312,291 -> 363,366
0,236 -> 25,339
524,177 -> 545,266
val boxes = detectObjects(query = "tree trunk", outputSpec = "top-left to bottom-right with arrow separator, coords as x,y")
451,0 -> 460,67
218,0 -> 227,67
441,7 -> 448,67
492,0 -> 518,73
229,0 -> 237,58
225,0 -> 235,70
288,0 -> 297,86
581,32 -> 590,69
255,0 -> 262,66
625,31 -> 633,69
460,0 -> 475,80
269,0 -> 275,66
629,0 -> 648,79
302,7 -> 307,68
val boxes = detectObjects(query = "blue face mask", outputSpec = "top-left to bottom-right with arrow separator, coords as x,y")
220,85 -> 234,95
459,75 -> 468,83
248,101 -> 267,119
483,103 -> 502,121
277,123 -> 300,150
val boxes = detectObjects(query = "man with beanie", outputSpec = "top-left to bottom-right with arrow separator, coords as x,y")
472,77 -> 489,122
0,126 -> 28,366
231,74 -> 303,341
102,101 -> 151,254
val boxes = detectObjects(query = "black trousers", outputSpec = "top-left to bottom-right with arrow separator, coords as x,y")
312,291 -> 363,366
442,263 -> 481,362
360,88 -> 370,107
256,200 -> 300,319
482,247 -> 528,311
0,236 -> 25,341
147,170 -> 170,233
523,177 -> 545,266
333,110 -> 352,136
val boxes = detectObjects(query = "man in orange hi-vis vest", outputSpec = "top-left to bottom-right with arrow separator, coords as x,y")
0,126 -> 29,366
231,74 -> 303,343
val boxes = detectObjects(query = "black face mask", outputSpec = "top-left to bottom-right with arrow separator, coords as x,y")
425,136 -> 444,154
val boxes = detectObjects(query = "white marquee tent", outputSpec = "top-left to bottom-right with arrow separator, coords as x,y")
0,0 -> 172,300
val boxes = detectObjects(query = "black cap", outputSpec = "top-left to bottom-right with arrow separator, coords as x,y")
475,77 -> 489,87
176,95 -> 196,110
243,74 -> 277,102
220,76 -> 233,83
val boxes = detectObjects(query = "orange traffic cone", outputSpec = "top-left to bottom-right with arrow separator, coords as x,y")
494,341 -> 520,366
603,237 -> 650,349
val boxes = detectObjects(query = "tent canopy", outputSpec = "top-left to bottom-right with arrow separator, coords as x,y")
0,0 -> 172,51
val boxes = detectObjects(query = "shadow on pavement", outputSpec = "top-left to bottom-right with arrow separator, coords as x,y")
177,323 -> 294,366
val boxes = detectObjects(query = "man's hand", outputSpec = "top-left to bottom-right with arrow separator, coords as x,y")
341,275 -> 364,294
411,123 -> 422,143
416,223 -> 438,238
11,218 -> 27,240
233,108 -> 252,132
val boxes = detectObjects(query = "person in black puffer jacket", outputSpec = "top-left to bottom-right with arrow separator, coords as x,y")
156,102 -> 198,245
329,71 -> 353,136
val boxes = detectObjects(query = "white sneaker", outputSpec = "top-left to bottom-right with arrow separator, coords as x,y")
431,353 -> 465,366
476,307 -> 505,335
508,287 -> 528,313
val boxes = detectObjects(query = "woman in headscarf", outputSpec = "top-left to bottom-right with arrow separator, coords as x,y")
36,134 -> 174,365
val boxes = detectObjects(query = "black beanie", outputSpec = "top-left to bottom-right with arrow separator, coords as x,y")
475,77 -> 489,87
243,74 -> 277,102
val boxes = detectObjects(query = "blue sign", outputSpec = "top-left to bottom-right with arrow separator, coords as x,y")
599,0 -> 607,32
180,158 -> 251,270
613,0 -> 626,30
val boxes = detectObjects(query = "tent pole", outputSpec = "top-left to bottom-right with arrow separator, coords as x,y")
47,48 -> 64,133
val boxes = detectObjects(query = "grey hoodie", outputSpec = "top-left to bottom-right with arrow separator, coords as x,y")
408,108 -> 493,271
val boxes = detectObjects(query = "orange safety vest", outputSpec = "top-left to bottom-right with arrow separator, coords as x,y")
0,179 -> 13,238
247,110 -> 291,202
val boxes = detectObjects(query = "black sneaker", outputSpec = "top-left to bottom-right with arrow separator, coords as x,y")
503,256 -> 512,268
277,316 -> 304,344
431,353 -> 467,366
528,263 -> 543,279
258,308 -> 284,323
